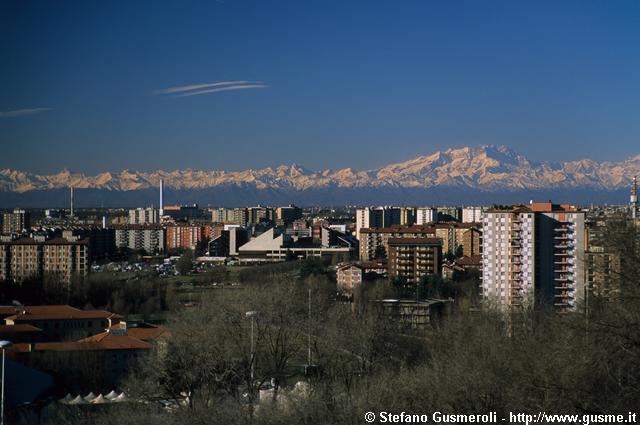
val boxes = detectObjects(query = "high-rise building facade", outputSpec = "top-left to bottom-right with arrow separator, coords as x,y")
355,207 -> 405,240
166,225 -> 207,251
462,207 -> 484,223
0,237 -> 89,284
275,205 -> 302,225
415,207 -> 437,225
481,202 -> 585,312
359,226 -> 436,261
114,225 -> 165,253
388,238 -> 442,285
128,208 -> 159,225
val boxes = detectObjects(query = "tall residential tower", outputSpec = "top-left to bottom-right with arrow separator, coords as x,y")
481,202 -> 585,312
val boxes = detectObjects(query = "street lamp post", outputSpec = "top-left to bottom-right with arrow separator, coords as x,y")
0,340 -> 13,425
245,311 -> 258,382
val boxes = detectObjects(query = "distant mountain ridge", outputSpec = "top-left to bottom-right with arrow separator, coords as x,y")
2,145 -> 638,194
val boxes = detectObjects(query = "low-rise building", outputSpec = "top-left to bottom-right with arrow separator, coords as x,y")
1,305 -> 122,341
336,263 -> 363,294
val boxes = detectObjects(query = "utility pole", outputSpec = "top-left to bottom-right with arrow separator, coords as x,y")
307,288 -> 312,366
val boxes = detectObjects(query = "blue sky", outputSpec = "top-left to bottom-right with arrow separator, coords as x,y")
1,0 -> 639,174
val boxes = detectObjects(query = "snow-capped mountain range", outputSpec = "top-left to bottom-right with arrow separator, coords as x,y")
2,145 -> 638,194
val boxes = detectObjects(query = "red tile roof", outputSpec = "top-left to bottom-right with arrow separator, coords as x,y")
2,305 -> 122,322
126,324 -> 171,342
0,324 -> 42,333
36,333 -> 151,351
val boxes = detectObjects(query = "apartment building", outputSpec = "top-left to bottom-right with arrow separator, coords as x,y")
433,223 -> 481,255
355,207 -> 406,240
275,204 -> 302,225
387,237 -> 442,284
359,225 -> 436,261
247,206 -> 275,225
166,224 -> 209,251
2,209 -> 31,234
114,225 -> 165,253
0,237 -> 89,284
415,207 -> 438,225
211,207 -> 236,223
462,206 -> 484,223
128,207 -> 159,225
436,207 -> 462,222
336,263 -> 364,294
481,202 -> 585,312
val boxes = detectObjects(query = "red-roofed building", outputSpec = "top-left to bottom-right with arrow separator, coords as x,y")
7,321 -> 169,388
0,324 -> 43,343
2,305 -> 122,341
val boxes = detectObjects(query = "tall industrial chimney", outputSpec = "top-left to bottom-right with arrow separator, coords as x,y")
632,176 -> 638,220
159,178 -> 164,217
70,186 -> 74,218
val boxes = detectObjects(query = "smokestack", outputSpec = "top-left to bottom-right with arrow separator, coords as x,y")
632,176 -> 638,220
159,178 -> 164,217
70,186 -> 74,218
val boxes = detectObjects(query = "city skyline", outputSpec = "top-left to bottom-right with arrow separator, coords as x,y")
2,1 -> 640,173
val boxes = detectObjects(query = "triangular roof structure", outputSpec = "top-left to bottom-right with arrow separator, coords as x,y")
91,394 -> 107,404
59,393 -> 74,403
67,395 -> 87,405
104,390 -> 119,400
83,392 -> 96,402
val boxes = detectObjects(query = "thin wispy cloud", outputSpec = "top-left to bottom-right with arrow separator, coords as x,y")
155,81 -> 268,97
175,84 -> 269,97
0,108 -> 51,118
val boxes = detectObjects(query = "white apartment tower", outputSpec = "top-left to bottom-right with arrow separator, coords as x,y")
482,207 -> 536,309
415,207 -> 438,225
482,202 -> 585,312
355,207 -> 398,239
128,207 -> 159,225
462,206 -> 484,223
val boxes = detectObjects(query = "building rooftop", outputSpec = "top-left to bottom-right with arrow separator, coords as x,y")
115,323 -> 171,342
456,255 -> 482,267
2,305 -> 122,322
387,237 -> 442,246
34,332 -> 151,351
0,324 -> 42,334
0,237 -> 89,246
360,225 -> 436,234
